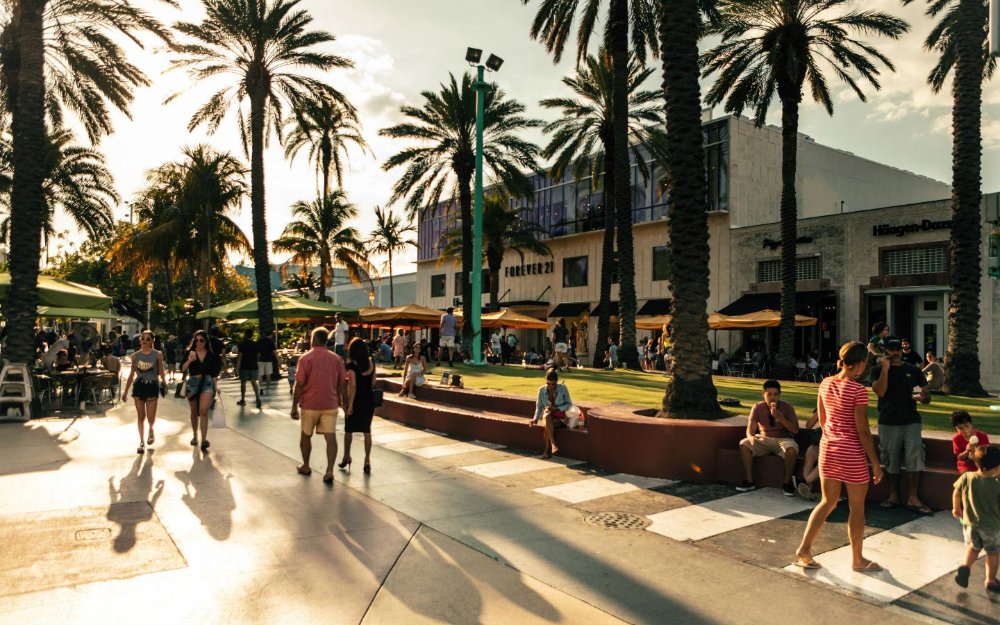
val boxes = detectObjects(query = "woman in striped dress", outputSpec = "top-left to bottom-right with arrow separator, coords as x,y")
795,341 -> 883,572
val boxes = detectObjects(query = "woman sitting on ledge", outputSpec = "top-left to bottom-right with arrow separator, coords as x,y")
398,342 -> 427,399
532,368 -> 572,458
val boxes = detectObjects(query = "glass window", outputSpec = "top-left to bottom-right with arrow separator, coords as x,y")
454,272 -> 463,297
652,246 -> 671,282
883,245 -> 948,276
431,274 -> 446,298
563,255 -> 589,287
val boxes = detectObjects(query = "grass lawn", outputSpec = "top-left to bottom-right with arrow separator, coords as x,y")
434,363 -> 1000,435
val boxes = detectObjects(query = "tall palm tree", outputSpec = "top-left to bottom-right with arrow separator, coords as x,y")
106,145 -> 251,311
0,126 -> 117,252
903,0 -> 994,396
366,205 -> 416,308
541,47 -> 666,366
169,0 -> 352,336
284,96 -> 368,199
282,270 -> 321,299
702,0 -> 907,378
523,0 -> 660,370
442,193 -> 552,311
381,72 -> 540,349
271,190 -> 374,301
655,0 -> 724,417
1,0 -> 171,363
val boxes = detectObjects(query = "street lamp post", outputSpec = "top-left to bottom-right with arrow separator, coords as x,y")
146,283 -> 153,330
466,47 -> 503,366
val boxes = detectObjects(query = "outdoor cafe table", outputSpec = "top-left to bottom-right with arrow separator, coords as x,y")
49,368 -> 105,407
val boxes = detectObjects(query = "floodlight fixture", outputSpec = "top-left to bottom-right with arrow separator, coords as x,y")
466,47 -> 482,65
485,54 -> 504,72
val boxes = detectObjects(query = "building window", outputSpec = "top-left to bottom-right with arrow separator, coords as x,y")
883,245 -> 948,276
652,246 -> 671,281
454,272 -> 463,298
563,255 -> 588,287
454,269 -> 489,297
757,256 -> 820,283
431,274 -> 446,298
703,120 -> 729,212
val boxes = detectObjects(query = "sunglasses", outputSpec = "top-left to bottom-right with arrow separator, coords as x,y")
195,338 -> 206,343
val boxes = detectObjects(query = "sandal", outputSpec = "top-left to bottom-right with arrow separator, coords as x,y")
190,436 -> 198,446
880,499 -> 899,509
987,580 -> 1000,593
323,473 -> 334,484
297,465 -> 312,476
852,560 -> 883,573
793,558 -> 822,570
907,503 -> 933,515
136,443 -> 145,454
147,432 -> 154,445
200,440 -> 210,451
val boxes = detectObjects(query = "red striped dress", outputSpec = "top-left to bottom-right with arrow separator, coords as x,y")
818,376 -> 871,484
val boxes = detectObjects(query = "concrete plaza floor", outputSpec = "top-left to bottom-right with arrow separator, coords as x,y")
0,370 -> 995,625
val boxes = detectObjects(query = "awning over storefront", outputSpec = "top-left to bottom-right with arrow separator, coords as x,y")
549,302 -> 590,317
590,301 -> 619,315
718,291 -> 833,316
637,298 -> 672,316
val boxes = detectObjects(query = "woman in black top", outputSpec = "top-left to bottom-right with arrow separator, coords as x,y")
341,337 -> 376,474
182,330 -> 223,451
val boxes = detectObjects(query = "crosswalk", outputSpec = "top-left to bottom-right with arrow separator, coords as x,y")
212,375 -> 971,613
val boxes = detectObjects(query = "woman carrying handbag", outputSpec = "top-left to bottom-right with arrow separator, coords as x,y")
341,337 -> 376,474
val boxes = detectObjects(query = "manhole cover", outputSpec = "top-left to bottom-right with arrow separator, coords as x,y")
583,512 -> 650,530
74,528 -> 111,541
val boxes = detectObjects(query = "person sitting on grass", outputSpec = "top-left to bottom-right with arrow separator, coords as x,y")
532,367 -> 572,458
952,410 -> 991,474
736,379 -> 800,495
952,444 -> 1000,593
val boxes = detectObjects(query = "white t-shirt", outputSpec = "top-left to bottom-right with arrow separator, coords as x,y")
491,332 -> 502,351
334,320 -> 349,345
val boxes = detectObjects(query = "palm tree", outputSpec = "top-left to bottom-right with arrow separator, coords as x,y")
540,47 -> 666,367
903,0 -> 993,396
655,0 -> 724,417
106,145 -> 251,311
1,0 -> 171,363
442,193 -> 552,311
284,96 -> 368,199
0,126 -> 117,253
366,205 -> 416,307
702,0 -> 907,378
381,72 -> 540,349
169,0 -> 352,336
271,190 -> 374,301
523,0 -> 660,370
282,271 -> 321,299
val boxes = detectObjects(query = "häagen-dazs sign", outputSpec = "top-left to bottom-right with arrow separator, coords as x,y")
872,219 -> 951,237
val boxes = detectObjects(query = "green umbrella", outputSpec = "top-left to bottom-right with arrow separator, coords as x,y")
0,273 -> 112,309
36,306 -> 120,319
196,293 -> 356,321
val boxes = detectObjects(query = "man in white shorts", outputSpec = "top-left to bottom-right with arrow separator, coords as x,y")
257,330 -> 277,395
552,318 -> 570,371
438,307 -> 457,366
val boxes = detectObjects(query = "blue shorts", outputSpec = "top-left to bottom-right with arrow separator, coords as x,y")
185,375 -> 214,399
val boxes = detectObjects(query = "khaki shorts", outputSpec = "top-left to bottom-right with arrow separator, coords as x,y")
740,436 -> 799,457
878,423 -> 925,473
259,361 -> 274,376
554,342 -> 568,354
300,408 -> 338,435
440,336 -> 456,348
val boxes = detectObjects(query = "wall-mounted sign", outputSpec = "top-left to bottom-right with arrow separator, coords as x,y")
872,219 -> 951,237
504,261 -> 555,278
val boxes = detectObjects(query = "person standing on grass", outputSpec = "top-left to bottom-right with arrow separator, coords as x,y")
341,337 -> 376,474
795,341 -> 883,573
291,327 -> 347,484
234,329 -> 262,409
120,330 -> 166,454
552,318 -> 569,371
871,336 -> 932,514
952,445 -> 1000,592
438,307 -> 457,366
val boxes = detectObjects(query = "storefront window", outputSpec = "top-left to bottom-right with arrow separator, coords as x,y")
882,245 -> 947,276
652,246 -> 671,281
757,256 -> 820,283
431,274 -> 446,298
563,256 -> 589,287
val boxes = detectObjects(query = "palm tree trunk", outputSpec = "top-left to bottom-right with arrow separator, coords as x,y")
250,85 -> 275,336
608,0 -> 638,370
774,94 -> 799,380
456,162 -> 475,352
388,248 -> 394,307
321,139 -> 332,199
944,0 -> 987,396
658,0 -> 722,418
594,140 -> 616,369
4,0 -> 47,364
487,252 -> 502,312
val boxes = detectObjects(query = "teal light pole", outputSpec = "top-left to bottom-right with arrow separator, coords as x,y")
466,48 -> 503,365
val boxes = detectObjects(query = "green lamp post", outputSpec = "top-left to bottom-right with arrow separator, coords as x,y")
465,47 -> 503,365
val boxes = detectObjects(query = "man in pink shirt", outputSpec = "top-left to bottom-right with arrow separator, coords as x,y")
291,327 -> 348,483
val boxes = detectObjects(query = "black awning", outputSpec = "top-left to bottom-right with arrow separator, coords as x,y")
590,301 -> 619,316
549,302 -> 591,318
503,300 -> 550,307
637,298 -> 672,316
718,291 -> 834,316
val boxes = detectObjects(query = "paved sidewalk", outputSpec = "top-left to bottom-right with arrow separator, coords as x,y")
0,376 -> 990,624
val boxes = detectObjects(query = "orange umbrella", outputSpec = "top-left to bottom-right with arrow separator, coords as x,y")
713,309 -> 816,329
359,303 -> 445,327
636,313 -> 730,331
479,309 -> 550,329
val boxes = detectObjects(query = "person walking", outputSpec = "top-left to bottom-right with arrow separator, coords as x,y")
182,330 -> 223,451
552,318 -> 570,371
391,329 -> 407,369
795,341 -> 883,572
120,330 -> 166,454
234,329 -> 262,409
291,327 -> 348,483
164,334 -> 178,382
871,336 -> 932,513
437,307 -> 457,366
257,330 -> 277,397
341,337 -> 376,474
333,313 -> 350,357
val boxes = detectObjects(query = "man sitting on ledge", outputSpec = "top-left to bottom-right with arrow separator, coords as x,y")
736,379 -> 800,495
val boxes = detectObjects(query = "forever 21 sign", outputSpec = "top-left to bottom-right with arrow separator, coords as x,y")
505,261 -> 555,278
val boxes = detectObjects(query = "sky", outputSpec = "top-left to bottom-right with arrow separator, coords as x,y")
45,0 -> 1000,279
